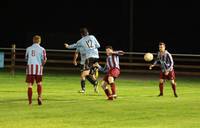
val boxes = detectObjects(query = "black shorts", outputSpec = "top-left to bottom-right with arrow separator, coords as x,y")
85,58 -> 99,70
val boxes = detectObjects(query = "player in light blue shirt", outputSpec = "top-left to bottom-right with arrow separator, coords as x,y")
65,28 -> 100,93
75,47 -> 86,65
65,32 -> 100,60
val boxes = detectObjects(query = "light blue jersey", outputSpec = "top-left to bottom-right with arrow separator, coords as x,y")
25,43 -> 47,75
68,35 -> 100,59
76,47 -> 86,65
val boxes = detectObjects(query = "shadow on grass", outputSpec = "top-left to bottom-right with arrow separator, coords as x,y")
0,98 -> 79,104
0,90 -> 24,93
0,98 -> 27,104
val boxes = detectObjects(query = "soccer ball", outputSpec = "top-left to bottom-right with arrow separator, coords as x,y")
144,53 -> 153,62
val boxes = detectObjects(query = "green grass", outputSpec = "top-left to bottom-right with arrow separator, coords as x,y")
0,71 -> 200,128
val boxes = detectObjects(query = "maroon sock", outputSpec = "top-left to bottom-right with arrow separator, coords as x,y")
171,83 -> 177,94
110,83 -> 116,95
28,88 -> 32,104
104,89 -> 111,97
37,84 -> 42,98
159,83 -> 164,94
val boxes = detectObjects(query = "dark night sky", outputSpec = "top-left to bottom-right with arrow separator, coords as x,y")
134,0 -> 200,54
0,0 -> 200,53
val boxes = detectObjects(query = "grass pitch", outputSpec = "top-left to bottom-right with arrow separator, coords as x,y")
0,71 -> 200,128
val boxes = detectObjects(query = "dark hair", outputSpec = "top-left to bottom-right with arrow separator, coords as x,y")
105,45 -> 113,50
80,27 -> 89,36
159,41 -> 166,46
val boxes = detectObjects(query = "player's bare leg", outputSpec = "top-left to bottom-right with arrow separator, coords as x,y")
27,83 -> 33,105
158,79 -> 164,96
101,81 -> 113,100
171,79 -> 178,97
37,82 -> 42,105
108,76 -> 117,99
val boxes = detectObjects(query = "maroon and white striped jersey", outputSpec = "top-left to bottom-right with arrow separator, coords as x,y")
106,51 -> 121,70
153,50 -> 174,72
25,43 -> 47,75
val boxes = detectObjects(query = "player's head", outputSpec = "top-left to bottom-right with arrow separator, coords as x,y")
159,41 -> 166,52
80,27 -> 89,37
33,35 -> 41,44
105,45 -> 113,56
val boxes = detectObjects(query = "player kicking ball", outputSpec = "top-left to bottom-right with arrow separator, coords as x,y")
25,35 -> 47,105
64,27 -> 100,93
72,47 -> 99,93
96,46 -> 125,100
149,42 -> 178,97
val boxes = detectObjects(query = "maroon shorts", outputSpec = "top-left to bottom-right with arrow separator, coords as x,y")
103,68 -> 120,83
26,75 -> 42,84
160,70 -> 175,80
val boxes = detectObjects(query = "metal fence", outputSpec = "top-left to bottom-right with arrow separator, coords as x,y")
1,45 -> 200,76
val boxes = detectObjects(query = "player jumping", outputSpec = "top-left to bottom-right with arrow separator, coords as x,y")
64,27 -> 100,93
96,46 -> 125,100
149,42 -> 178,97
25,35 -> 47,105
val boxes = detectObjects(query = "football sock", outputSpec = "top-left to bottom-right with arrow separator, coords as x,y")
159,83 -> 164,95
28,87 -> 32,104
37,84 -> 42,98
81,80 -> 86,91
86,75 -> 98,86
110,83 -> 116,95
104,89 -> 111,97
171,83 -> 177,94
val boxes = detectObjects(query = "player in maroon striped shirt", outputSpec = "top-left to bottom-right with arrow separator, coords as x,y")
149,42 -> 178,97
25,35 -> 47,105
97,46 -> 125,100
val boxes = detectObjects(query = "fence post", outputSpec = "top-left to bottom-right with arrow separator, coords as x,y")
11,44 -> 16,76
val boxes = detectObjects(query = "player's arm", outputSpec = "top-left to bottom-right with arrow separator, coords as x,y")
42,49 -> 47,66
64,43 -> 77,49
149,61 -> 158,70
95,63 -> 108,73
149,52 -> 159,70
93,36 -> 100,48
112,50 -> 125,56
149,61 -> 158,69
165,53 -> 174,72
25,49 -> 28,61
100,65 -> 108,73
73,51 -> 79,66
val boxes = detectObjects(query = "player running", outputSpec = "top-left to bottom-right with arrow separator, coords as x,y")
149,42 -> 178,97
64,27 -> 100,93
96,46 -> 125,100
25,35 -> 47,105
